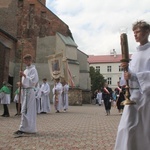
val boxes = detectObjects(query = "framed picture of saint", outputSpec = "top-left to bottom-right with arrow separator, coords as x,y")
52,59 -> 60,74
47,52 -> 64,80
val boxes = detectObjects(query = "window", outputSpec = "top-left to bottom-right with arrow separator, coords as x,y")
18,0 -> 23,8
107,66 -> 111,72
41,11 -> 46,18
96,66 -> 100,72
30,4 -> 35,12
119,66 -> 123,72
107,77 -> 112,85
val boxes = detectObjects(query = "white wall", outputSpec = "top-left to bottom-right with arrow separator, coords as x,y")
90,62 -> 123,89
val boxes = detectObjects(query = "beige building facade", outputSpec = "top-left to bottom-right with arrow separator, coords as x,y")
88,53 -> 125,89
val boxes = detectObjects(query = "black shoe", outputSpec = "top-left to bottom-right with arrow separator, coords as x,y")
56,110 -> 60,113
40,112 -> 47,114
2,114 -> 10,117
15,113 -> 21,116
1,114 -> 5,116
13,130 -> 25,138
4,114 -> 10,117
13,130 -> 25,137
13,130 -> 19,134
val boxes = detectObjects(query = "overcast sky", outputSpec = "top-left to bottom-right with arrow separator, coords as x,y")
46,0 -> 150,55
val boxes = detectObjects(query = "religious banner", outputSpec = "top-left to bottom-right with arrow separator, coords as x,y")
47,52 -> 75,87
47,53 -> 64,79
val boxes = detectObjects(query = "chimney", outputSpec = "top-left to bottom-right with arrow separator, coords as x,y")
113,49 -> 117,57
110,49 -> 117,57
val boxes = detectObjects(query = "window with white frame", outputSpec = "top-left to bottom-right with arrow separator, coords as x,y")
107,66 -> 111,72
107,77 -> 112,85
96,66 -> 100,72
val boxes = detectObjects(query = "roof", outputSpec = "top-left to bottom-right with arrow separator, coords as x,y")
77,49 -> 88,57
88,54 -> 132,64
57,32 -> 78,47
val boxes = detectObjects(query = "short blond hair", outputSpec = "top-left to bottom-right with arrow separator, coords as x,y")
23,54 -> 33,60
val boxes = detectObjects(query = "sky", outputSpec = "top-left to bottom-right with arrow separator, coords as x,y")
46,0 -> 150,55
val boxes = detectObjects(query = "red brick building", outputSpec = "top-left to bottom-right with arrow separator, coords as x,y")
0,0 -> 73,86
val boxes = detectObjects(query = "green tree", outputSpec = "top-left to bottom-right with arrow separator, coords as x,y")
90,66 -> 105,94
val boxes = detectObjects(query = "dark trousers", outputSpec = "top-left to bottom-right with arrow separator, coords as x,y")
104,99 -> 111,110
3,104 -> 10,116
16,103 -> 21,114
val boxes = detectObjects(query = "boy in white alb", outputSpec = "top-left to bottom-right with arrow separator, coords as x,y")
14,54 -> 39,137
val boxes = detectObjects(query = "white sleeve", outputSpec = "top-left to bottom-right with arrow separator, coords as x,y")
136,71 -> 150,94
22,68 -> 38,88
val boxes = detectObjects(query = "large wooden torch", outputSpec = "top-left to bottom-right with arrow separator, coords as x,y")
120,33 -> 136,105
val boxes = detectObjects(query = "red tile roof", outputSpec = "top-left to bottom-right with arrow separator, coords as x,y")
88,54 -> 132,64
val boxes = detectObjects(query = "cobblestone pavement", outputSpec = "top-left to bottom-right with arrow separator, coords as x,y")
0,103 -> 121,150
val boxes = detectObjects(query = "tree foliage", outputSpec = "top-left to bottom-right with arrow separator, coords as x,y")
89,66 -> 105,94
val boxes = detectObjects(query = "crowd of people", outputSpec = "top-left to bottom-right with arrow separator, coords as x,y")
0,54 -> 69,137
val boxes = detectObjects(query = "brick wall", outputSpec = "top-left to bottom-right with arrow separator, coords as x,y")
38,0 -> 46,5
0,43 -> 10,86
68,88 -> 83,106
0,0 -> 73,62
0,43 -> 5,87
0,0 -> 17,38
82,90 -> 92,104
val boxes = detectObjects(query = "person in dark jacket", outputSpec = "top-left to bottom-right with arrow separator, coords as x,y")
102,82 -> 113,115
115,81 -> 125,114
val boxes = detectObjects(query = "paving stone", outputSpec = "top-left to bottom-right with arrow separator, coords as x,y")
0,103 -> 121,150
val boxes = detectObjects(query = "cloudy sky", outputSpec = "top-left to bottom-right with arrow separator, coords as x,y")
46,0 -> 150,55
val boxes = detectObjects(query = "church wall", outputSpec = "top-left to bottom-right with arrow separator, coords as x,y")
66,46 -> 77,61
0,0 -> 72,60
0,0 -> 91,104
0,0 -> 73,92
68,88 -> 82,106
0,30 -> 17,91
38,0 -> 46,5
0,43 -> 6,87
0,31 -> 16,63
55,34 -> 66,54
82,90 -> 92,104
36,36 -> 56,63
77,50 -> 89,71
79,73 -> 90,89
0,0 -> 17,38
